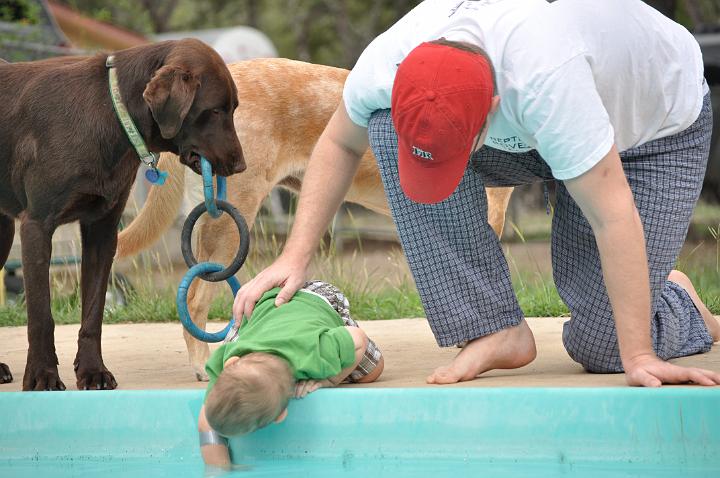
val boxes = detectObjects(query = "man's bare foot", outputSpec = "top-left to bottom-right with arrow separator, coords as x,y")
426,319 -> 537,384
668,270 -> 720,342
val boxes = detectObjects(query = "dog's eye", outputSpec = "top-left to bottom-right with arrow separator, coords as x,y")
212,108 -> 221,115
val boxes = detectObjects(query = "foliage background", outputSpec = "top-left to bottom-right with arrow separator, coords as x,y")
57,0 -> 720,68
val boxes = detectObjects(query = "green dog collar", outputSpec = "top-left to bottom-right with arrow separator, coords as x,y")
106,55 -> 166,185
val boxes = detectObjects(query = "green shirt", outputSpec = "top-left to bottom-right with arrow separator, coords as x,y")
205,288 -> 356,395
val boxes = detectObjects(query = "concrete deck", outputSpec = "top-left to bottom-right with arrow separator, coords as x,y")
1,317 -> 718,391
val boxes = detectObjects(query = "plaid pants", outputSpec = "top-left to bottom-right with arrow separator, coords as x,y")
367,93 -> 714,372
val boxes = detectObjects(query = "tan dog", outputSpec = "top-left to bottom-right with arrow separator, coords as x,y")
116,58 -> 514,381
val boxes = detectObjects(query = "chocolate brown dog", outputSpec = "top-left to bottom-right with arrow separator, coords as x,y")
0,39 -> 244,390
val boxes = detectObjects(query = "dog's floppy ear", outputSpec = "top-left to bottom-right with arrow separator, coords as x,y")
143,65 -> 200,139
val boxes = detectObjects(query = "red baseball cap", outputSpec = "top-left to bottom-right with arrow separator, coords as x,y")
391,42 -> 494,204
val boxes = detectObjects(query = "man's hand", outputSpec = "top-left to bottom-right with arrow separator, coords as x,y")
294,379 -> 332,398
624,353 -> 720,387
232,254 -> 309,321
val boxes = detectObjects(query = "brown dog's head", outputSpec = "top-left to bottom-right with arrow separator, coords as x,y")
143,39 -> 245,177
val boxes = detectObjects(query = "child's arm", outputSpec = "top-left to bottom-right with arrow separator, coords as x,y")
294,326 -> 384,398
328,326 -> 371,385
198,404 -> 231,468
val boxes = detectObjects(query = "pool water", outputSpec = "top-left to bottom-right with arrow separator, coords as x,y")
5,459 -> 718,477
1,388 -> 718,477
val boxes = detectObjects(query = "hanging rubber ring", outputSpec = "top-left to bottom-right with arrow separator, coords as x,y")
180,200 -> 250,282
177,262 -> 240,342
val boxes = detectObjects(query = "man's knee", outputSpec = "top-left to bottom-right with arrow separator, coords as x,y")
562,320 -> 624,373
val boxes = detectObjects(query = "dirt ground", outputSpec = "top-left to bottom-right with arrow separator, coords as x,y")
1,316 -> 718,391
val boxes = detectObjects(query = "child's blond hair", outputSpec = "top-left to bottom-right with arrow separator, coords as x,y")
205,352 -> 294,436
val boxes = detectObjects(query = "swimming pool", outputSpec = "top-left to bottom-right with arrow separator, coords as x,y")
1,388 -> 718,477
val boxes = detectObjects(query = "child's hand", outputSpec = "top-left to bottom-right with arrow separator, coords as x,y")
294,379 -> 331,398
204,464 -> 252,477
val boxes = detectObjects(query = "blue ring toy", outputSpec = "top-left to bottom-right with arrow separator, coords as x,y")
201,157 -> 226,218
177,262 -> 240,342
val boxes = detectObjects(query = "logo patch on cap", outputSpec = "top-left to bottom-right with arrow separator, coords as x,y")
412,146 -> 433,161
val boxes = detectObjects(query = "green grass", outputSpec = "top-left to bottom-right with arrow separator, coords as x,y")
331,281 -> 425,321
0,285 -> 239,327
1,264 -> 716,327
677,264 -> 720,316
514,275 -> 569,317
1,215 -> 718,326
0,283 -> 424,326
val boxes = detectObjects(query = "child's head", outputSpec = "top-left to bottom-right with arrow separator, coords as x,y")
205,352 -> 294,437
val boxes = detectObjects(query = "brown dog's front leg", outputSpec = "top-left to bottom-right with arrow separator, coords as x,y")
0,362 -> 12,384
20,216 -> 65,391
0,214 -> 14,268
0,214 -> 14,384
74,210 -> 121,390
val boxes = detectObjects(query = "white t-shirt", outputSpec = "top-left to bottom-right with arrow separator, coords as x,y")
343,0 -> 707,180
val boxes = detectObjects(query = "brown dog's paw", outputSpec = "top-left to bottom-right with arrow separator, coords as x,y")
22,365 -> 66,391
0,363 -> 12,384
75,366 -> 117,391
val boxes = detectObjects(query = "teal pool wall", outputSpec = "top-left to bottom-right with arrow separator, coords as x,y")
1,388 -> 718,471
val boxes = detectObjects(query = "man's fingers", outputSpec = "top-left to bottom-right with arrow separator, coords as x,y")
243,298 -> 256,321
644,374 -> 662,387
627,369 -> 661,387
275,278 -> 303,307
233,277 -> 255,320
663,365 -> 717,386
686,368 -> 718,386
700,368 -> 720,384
627,362 -> 720,387
232,286 -> 249,322
241,281 -> 268,319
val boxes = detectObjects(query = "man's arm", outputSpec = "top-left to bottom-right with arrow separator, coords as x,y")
233,102 -> 369,320
565,145 -> 720,386
198,405 -> 231,468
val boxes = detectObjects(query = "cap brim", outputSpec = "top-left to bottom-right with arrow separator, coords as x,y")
397,139 -> 472,205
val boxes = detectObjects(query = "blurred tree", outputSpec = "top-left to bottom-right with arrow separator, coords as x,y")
57,0 -> 421,67
59,1 -> 720,66
61,0 -> 154,33
139,0 -> 178,33
1,0 -> 75,61
644,0 -> 720,31
645,0 -> 677,17
0,0 -> 41,24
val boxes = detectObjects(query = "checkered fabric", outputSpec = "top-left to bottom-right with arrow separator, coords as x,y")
367,93 -> 714,372
300,280 -> 383,383
369,111 -> 524,347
